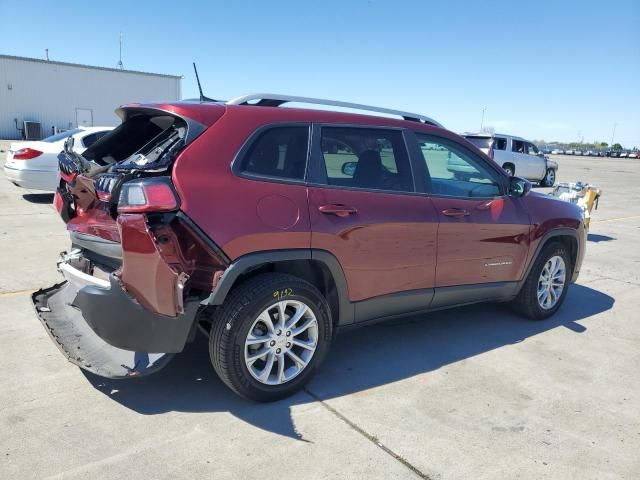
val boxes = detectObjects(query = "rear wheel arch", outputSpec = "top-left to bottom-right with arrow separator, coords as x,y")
207,250 -> 353,327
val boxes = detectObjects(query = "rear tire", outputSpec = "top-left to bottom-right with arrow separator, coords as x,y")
209,273 -> 332,402
511,242 -> 571,320
541,168 -> 556,187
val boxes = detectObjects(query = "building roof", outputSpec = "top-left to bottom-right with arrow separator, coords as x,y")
0,54 -> 182,79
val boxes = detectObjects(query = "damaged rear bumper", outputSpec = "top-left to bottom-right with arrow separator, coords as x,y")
32,251 -> 200,378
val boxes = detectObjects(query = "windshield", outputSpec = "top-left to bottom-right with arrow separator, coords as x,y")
464,136 -> 493,150
42,129 -> 83,143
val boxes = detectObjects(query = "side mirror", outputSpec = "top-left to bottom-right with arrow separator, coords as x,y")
341,161 -> 357,176
509,176 -> 531,197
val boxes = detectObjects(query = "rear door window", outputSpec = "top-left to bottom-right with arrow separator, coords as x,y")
238,126 -> 309,181
512,140 -> 525,153
316,127 -> 413,192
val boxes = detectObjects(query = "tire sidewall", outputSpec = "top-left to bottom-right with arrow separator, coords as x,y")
543,168 -> 555,187
222,278 -> 332,400
529,244 -> 571,318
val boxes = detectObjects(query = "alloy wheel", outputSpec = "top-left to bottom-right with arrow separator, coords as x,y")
537,255 -> 566,309
545,169 -> 555,186
244,300 -> 318,385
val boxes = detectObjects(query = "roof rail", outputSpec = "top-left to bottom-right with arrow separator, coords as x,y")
225,93 -> 443,128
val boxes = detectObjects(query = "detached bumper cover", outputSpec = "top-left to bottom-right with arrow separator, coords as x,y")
75,275 -> 199,353
31,251 -> 200,378
32,282 -> 174,378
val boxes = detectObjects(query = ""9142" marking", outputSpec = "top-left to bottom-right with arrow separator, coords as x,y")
273,288 -> 293,300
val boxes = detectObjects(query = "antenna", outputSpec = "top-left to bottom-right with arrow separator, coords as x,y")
193,62 -> 205,101
117,32 -> 124,70
192,62 -> 218,102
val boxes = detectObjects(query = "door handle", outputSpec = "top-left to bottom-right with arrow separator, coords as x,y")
442,208 -> 470,218
318,204 -> 358,218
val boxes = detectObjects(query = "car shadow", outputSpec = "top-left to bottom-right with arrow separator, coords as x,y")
84,283 -> 613,440
587,233 -> 615,243
22,193 -> 54,204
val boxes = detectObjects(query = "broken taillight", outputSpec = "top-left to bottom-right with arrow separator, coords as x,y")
118,177 -> 179,214
13,148 -> 43,160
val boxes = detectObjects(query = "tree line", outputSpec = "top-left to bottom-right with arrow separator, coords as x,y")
533,140 -> 629,151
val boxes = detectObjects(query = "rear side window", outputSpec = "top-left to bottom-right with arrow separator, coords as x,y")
239,126 -> 309,180
464,136 -> 493,150
317,127 -> 413,192
494,137 -> 507,150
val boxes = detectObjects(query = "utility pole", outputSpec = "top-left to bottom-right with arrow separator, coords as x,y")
480,107 -> 486,130
610,123 -> 617,148
45,48 -> 49,61
117,32 -> 124,70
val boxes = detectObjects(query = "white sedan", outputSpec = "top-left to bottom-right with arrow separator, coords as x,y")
4,126 -> 113,191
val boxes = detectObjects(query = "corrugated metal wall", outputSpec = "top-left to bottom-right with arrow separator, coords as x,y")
0,55 -> 181,139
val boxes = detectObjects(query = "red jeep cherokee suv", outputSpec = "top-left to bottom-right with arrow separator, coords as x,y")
33,94 -> 585,401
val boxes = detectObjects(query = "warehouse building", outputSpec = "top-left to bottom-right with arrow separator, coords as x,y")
0,54 -> 182,139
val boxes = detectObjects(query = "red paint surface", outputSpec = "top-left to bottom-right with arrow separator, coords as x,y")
308,187 -> 438,301
117,214 -> 179,317
59,101 -> 584,309
68,207 -> 120,242
430,196 -> 531,286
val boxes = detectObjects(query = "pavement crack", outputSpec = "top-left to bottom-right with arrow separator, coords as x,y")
585,275 -> 640,288
0,288 -> 39,297
304,388 -> 434,480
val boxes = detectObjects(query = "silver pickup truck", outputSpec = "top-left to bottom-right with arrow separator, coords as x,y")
452,133 -> 558,187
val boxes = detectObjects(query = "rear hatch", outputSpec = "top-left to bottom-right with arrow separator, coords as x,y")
55,103 -> 228,318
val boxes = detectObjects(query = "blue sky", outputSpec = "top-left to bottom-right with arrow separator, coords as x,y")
1,0 -> 639,147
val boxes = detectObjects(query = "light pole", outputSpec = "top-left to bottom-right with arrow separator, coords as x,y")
610,123 -> 617,148
480,107 -> 486,130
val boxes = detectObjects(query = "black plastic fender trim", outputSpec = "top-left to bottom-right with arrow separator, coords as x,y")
517,227 -> 583,291
205,249 -> 355,325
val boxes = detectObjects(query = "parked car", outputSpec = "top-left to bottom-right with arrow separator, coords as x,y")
551,149 -> 564,155
564,149 -> 575,155
33,94 -> 586,402
628,151 -> 639,159
461,133 -> 558,187
4,127 -> 114,191
619,151 -> 629,158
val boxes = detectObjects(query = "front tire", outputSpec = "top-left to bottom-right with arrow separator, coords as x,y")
209,273 -> 332,402
511,242 -> 571,320
541,168 -> 556,187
